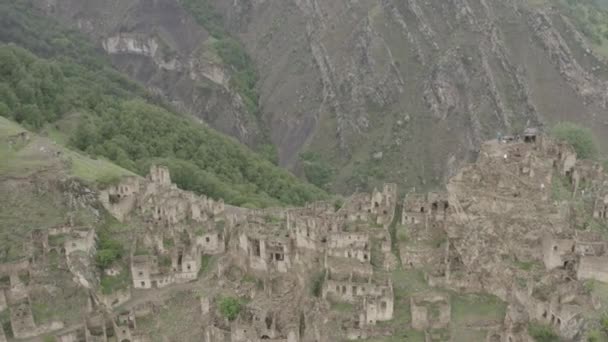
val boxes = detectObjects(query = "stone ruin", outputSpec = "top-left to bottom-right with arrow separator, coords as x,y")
98,165 -> 400,340
13,129 -> 608,341
410,292 -> 450,331
393,130 -> 608,340
93,133 -> 608,340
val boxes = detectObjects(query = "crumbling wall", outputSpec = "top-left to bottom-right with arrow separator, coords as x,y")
64,229 -> 96,255
410,293 -> 450,330
131,255 -> 156,289
85,315 -> 107,342
370,184 -> 398,225
99,176 -> 141,222
363,295 -> 393,324
196,232 -> 225,254
577,256 -> 608,283
9,298 -> 37,339
148,165 -> 171,185
541,234 -> 574,270
172,247 -> 201,281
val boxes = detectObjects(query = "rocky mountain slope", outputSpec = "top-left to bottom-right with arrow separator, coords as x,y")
212,0 -> 608,192
26,0 -> 608,194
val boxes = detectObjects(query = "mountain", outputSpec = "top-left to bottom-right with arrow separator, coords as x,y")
24,0 -> 608,195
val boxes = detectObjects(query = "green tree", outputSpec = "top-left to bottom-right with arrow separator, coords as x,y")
0,83 -> 18,111
19,104 -> 43,128
95,229 -> 124,269
551,122 -> 598,159
300,152 -> 334,190
0,101 -> 9,118
219,297 -> 242,321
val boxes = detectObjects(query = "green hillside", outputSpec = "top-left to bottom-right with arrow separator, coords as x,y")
0,2 -> 327,207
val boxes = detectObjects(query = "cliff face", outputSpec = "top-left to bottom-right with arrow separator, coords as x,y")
38,0 -> 264,148
39,0 -> 608,193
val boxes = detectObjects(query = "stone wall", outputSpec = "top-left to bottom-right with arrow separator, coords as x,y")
9,297 -> 37,339
577,256 -> 608,283
410,293 -> 450,331
541,234 -> 574,270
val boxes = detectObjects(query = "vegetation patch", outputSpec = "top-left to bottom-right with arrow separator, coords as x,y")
551,174 -> 572,202
0,309 -> 12,338
329,300 -> 354,313
551,122 -> 598,159
31,302 -> 55,323
218,296 -> 243,321
528,322 -> 559,342
300,152 -> 335,190
199,255 -> 215,277
0,180 -> 67,262
451,293 -> 506,325
95,226 -> 125,270
310,271 -> 326,298
100,270 -> 130,295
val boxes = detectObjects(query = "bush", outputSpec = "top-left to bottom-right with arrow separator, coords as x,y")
43,335 -> 56,342
601,312 -> 608,335
100,272 -> 129,294
311,271 -> 325,298
333,198 -> 344,212
219,297 -> 242,321
552,122 -> 598,159
95,228 -> 124,269
528,323 -> 559,342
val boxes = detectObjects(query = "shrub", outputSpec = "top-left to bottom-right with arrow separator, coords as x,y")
219,297 -> 242,321
333,198 -> 344,212
311,271 -> 326,298
43,335 -> 56,342
601,312 -> 608,335
552,122 -> 598,159
100,272 -> 129,295
95,228 -> 124,269
528,323 -> 559,342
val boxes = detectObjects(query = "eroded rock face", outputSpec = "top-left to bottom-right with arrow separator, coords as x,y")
39,0 -> 263,147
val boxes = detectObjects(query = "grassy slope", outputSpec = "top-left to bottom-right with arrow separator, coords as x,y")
0,116 -> 135,260
0,116 -> 134,182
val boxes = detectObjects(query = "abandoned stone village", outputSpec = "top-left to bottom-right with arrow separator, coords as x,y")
3,129 -> 608,341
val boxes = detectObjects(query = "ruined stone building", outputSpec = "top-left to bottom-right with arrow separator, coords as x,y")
410,292 -> 451,331
20,131 -> 608,342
